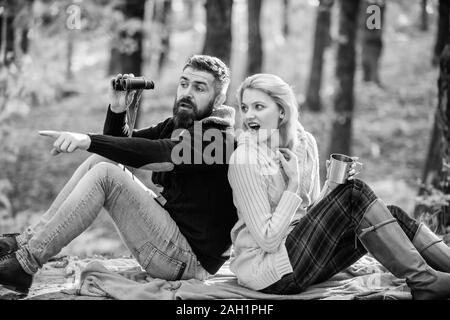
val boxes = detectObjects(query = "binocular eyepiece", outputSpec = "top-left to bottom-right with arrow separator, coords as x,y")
114,77 -> 155,91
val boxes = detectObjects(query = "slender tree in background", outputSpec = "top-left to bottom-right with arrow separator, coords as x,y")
304,0 -> 334,112
0,0 -> 32,66
327,0 -> 360,160
282,0 -> 289,38
108,0 -> 146,126
433,0 -> 449,66
153,0 -> 172,75
361,0 -> 385,85
0,2 -> 14,66
247,0 -> 263,75
108,0 -> 146,77
202,0 -> 233,66
184,0 -> 195,28
416,43 -> 450,230
421,0 -> 428,31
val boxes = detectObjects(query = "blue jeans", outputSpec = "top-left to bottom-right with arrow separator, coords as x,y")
15,155 -> 209,281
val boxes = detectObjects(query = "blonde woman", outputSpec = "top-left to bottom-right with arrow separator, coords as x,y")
227,73 -> 450,299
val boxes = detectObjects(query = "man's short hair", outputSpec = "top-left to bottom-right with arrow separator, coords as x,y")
183,55 -> 230,95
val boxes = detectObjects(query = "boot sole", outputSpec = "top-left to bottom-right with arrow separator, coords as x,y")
1,283 -> 29,295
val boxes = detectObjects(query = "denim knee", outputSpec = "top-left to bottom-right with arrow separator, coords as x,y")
85,154 -> 112,168
88,162 -> 124,186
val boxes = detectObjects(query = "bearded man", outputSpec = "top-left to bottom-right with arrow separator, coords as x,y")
0,55 -> 238,295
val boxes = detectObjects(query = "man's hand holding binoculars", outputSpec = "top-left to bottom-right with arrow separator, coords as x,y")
109,73 -> 135,113
109,73 -> 155,113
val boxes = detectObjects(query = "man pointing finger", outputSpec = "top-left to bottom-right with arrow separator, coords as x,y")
39,130 -> 91,155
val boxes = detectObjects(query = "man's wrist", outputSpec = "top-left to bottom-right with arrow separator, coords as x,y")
110,103 -> 126,114
83,134 -> 92,150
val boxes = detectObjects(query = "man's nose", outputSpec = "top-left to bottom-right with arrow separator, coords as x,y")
180,85 -> 194,98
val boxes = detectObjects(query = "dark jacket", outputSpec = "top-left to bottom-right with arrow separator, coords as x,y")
87,105 -> 238,274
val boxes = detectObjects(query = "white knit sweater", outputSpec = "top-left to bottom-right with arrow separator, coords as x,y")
227,124 -> 321,290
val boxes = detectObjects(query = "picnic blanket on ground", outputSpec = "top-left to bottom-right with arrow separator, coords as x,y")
59,255 -> 411,300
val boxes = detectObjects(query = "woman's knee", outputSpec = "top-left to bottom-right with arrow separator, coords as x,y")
349,179 -> 377,202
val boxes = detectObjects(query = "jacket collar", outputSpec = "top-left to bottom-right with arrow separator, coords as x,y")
200,105 -> 235,129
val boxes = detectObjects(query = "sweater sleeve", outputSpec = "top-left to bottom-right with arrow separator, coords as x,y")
87,125 -> 233,172
228,147 -> 302,253
103,105 -> 170,140
310,132 -> 321,203
103,105 -> 127,137
87,134 -> 175,168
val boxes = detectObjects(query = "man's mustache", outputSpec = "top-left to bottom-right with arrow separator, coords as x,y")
176,97 -> 196,110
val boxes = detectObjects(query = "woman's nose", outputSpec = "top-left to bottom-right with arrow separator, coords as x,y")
245,110 -> 256,120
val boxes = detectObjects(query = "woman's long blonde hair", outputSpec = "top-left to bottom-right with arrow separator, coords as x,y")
236,73 -> 299,149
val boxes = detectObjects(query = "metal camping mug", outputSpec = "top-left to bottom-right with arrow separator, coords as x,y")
326,153 -> 363,184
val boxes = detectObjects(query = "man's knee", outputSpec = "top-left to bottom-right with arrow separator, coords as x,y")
85,154 -> 116,170
91,161 -> 121,176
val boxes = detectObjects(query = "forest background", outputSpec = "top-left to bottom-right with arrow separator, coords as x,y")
0,0 -> 449,257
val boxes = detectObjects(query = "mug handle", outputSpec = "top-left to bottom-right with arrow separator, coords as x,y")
353,161 -> 363,176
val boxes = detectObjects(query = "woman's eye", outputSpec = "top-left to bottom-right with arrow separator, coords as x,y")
255,104 -> 264,110
240,105 -> 248,112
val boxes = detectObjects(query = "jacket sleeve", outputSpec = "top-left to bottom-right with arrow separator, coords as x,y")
227,146 -> 302,253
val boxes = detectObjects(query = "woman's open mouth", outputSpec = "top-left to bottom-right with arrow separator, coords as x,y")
247,122 -> 261,131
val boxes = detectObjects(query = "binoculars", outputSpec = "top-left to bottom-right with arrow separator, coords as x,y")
114,76 -> 155,91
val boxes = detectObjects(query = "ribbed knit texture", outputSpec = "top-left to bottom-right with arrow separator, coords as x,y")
228,123 -> 321,290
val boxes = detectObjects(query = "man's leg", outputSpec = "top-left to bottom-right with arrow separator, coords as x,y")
15,162 -> 208,281
16,154 -> 114,246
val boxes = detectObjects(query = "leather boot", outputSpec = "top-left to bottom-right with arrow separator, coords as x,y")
357,199 -> 450,300
413,223 -> 450,273
0,233 -> 19,258
0,253 -> 33,295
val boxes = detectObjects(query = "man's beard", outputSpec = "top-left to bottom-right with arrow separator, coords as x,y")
172,96 -> 214,129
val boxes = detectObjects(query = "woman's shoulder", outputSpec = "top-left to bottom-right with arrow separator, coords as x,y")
295,125 -> 318,149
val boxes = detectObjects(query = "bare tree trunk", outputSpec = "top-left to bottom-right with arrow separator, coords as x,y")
108,0 -> 146,127
108,0 -> 146,76
421,0 -> 428,31
361,0 -> 385,85
247,0 -> 263,75
153,0 -> 172,75
415,44 -> 450,229
305,0 -> 334,112
202,0 -> 233,66
0,5 -> 14,66
13,0 -> 32,63
327,0 -> 360,160
433,0 -> 450,66
282,0 -> 289,38
66,32 -> 74,81
184,0 -> 195,28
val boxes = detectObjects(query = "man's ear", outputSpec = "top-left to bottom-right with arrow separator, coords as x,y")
213,93 -> 226,108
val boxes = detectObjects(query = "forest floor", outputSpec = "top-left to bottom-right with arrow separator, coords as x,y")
0,0 -> 440,257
